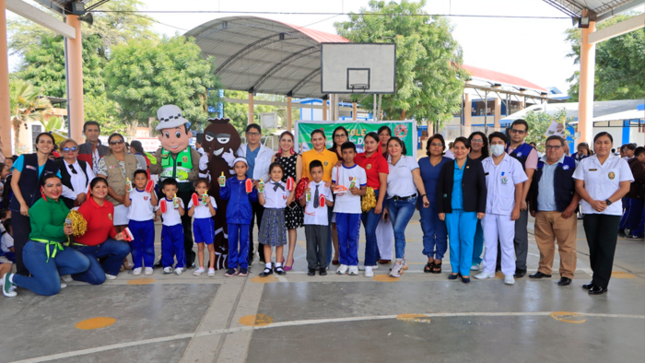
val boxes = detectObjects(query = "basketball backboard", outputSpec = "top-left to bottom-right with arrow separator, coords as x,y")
261,112 -> 278,128
321,43 -> 396,94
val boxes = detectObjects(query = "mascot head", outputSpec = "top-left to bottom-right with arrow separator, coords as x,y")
203,118 -> 242,158
156,105 -> 192,153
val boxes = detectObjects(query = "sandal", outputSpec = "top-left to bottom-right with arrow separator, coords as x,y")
424,261 -> 434,273
432,261 -> 442,274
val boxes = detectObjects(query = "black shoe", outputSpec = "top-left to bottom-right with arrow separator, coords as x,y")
514,269 -> 526,278
448,273 -> 459,280
259,268 -> 273,277
308,268 -> 316,276
589,286 -> 608,295
582,281 -> 594,289
319,268 -> 327,276
558,277 -> 572,286
529,271 -> 552,279
461,276 -> 471,284
153,260 -> 163,269
275,266 -> 286,275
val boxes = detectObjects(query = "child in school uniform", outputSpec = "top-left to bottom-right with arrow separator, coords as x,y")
156,178 -> 186,275
332,142 -> 367,276
220,157 -> 258,277
301,160 -> 334,276
0,219 -> 14,263
188,178 -> 217,277
124,170 -> 157,276
257,162 -> 291,277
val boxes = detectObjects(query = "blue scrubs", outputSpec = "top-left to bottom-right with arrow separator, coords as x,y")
445,160 -> 477,276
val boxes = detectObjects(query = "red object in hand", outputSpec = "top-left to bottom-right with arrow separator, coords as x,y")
245,178 -> 253,193
145,180 -> 155,193
160,199 -> 167,214
191,193 -> 200,207
286,176 -> 294,191
295,177 -> 309,200
123,227 -> 134,242
319,194 -> 325,207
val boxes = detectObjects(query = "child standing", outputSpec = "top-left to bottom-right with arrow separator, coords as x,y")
156,178 -> 186,275
188,178 -> 217,276
124,170 -> 157,276
332,142 -> 367,276
301,160 -> 334,276
220,158 -> 258,277
257,163 -> 291,277
0,219 -> 14,263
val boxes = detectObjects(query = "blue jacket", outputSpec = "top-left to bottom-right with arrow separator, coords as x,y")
219,177 -> 258,224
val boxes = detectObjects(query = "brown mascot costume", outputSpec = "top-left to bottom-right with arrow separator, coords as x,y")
200,118 -> 241,269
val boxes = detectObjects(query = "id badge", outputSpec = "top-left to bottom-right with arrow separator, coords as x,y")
501,171 -> 508,184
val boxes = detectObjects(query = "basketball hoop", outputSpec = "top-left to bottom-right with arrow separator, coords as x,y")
349,83 -> 369,93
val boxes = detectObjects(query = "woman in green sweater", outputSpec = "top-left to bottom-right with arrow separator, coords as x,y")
1,174 -> 90,297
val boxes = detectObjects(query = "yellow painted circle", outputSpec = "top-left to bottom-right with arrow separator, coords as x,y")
127,278 -> 156,285
251,276 -> 278,283
396,314 -> 432,324
75,317 -> 116,330
373,275 -> 399,282
611,271 -> 636,279
550,311 -> 587,324
494,272 -> 505,280
239,314 -> 274,327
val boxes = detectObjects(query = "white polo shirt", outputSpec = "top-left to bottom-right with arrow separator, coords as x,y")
127,189 -> 155,221
572,154 -> 633,216
332,164 -> 367,214
482,154 -> 528,215
386,155 -> 419,198
303,181 -> 333,225
187,196 -> 217,219
262,181 -> 290,209
157,198 -> 184,226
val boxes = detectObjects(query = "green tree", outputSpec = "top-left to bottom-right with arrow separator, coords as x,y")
221,91 -> 298,135
334,0 -> 466,125
9,79 -> 53,151
565,13 -> 645,101
104,36 -> 221,129
523,108 -> 572,152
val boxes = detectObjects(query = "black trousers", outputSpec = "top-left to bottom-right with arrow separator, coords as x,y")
583,214 -> 621,289
177,190 -> 196,267
12,212 -> 31,276
249,201 -> 265,263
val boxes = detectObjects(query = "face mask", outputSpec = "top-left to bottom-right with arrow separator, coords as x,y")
491,144 -> 505,157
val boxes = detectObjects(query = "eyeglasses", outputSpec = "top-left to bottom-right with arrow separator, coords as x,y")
471,139 -> 483,143
246,132 -> 260,136
545,145 -> 562,150
334,134 -> 346,138
62,147 -> 78,152
511,129 -> 526,135
109,140 -> 124,145
430,143 -> 443,147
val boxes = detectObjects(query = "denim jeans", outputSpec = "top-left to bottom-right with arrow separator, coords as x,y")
361,190 -> 381,266
387,197 -> 417,260
72,239 -> 131,285
13,241 -> 90,296
419,204 -> 448,260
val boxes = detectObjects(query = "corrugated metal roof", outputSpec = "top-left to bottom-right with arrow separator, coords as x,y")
543,0 -> 643,18
185,16 -> 349,98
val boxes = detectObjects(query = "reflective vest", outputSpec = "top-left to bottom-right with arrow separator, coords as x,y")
160,148 -> 192,183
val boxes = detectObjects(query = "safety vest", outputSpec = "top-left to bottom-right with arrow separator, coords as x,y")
160,148 -> 192,183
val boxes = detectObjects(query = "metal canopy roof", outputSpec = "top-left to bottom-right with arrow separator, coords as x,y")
33,0 -> 110,14
543,0 -> 645,21
185,16 -> 349,99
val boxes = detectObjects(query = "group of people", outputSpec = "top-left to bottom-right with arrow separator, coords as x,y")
0,108 -> 635,298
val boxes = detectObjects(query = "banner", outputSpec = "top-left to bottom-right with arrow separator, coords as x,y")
295,120 -> 417,158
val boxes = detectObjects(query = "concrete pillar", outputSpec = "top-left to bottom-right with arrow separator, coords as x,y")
352,102 -> 357,121
286,96 -> 292,131
65,15 -> 84,143
322,96 -> 328,121
0,0 -> 11,154
579,21 -> 596,145
248,92 -> 254,124
494,97 -> 501,131
464,93 -> 472,136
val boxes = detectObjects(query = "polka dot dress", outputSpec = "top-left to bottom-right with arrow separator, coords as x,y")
277,153 -> 304,229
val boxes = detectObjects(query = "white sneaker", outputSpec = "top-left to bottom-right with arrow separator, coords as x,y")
163,267 -> 173,274
504,275 -> 515,285
144,267 -> 154,275
175,268 -> 185,275
364,266 -> 374,277
208,268 -> 216,277
471,262 -> 482,271
132,267 -> 142,276
390,262 -> 403,278
60,281 -> 67,288
475,271 -> 496,279
61,274 -> 73,283
358,264 -> 378,271
193,267 -> 206,276
1,273 -> 17,297
105,274 -> 117,280
336,264 -> 348,275
348,266 -> 359,276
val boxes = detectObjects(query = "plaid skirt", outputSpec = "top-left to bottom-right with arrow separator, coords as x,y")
259,208 -> 287,247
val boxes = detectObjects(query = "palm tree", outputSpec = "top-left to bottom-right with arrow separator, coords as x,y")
9,79 -> 52,152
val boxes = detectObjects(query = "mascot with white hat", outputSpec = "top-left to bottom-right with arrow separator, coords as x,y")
149,105 -> 201,268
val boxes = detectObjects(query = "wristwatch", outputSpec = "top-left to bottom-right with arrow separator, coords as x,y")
605,199 -> 613,206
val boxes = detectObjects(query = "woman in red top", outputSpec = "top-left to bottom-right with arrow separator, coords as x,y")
354,132 -> 389,276
71,177 -> 130,285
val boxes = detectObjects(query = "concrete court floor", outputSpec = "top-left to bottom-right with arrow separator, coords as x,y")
1,213 -> 643,363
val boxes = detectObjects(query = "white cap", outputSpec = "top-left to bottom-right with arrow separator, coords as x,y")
156,105 -> 190,131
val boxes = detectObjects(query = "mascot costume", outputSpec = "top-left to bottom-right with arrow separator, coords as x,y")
149,105 -> 201,268
199,117 -> 241,269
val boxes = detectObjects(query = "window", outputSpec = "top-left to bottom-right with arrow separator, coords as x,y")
31,124 -> 42,147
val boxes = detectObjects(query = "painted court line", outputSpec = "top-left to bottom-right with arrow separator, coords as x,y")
12,311 -> 644,363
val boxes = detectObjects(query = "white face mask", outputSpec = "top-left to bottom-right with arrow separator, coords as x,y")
491,144 -> 505,157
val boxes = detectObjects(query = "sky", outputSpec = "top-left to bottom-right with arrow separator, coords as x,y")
10,0 -> 645,95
